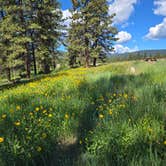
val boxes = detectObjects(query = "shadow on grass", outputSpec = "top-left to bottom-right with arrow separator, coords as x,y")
1,72 -> 154,166
46,73 -> 152,165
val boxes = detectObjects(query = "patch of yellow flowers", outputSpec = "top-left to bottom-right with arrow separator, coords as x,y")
0,137 -> 4,143
14,121 -> 21,126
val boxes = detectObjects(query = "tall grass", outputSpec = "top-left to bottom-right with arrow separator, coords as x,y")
0,60 -> 166,165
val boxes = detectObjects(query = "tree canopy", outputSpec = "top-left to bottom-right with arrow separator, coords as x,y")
0,0 -> 63,81
67,0 -> 118,67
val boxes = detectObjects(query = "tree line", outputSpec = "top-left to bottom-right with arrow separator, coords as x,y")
109,50 -> 166,62
0,0 -> 118,81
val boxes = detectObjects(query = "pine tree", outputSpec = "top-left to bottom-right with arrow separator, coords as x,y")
0,0 -> 63,79
25,0 -> 44,75
31,0 -> 63,74
16,0 -> 33,78
68,0 -> 118,67
0,0 -> 30,81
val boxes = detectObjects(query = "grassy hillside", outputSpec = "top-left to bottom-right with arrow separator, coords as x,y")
0,60 -> 166,165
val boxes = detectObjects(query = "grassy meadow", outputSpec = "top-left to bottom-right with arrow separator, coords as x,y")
0,60 -> 166,165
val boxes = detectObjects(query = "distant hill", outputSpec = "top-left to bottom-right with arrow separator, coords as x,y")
119,49 -> 166,56
109,49 -> 166,62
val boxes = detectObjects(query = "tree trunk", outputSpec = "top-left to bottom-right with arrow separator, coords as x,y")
25,53 -> 31,79
43,59 -> 50,74
53,59 -> 56,70
93,58 -> 97,67
19,0 -> 30,78
6,67 -> 11,82
85,48 -> 90,68
32,43 -> 37,75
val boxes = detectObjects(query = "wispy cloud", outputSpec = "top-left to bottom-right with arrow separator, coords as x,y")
114,44 -> 138,54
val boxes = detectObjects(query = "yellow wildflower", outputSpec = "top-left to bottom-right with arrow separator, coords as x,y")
48,114 -> 53,118
120,104 -> 125,108
109,99 -> 112,103
36,146 -> 42,152
14,121 -> 21,126
124,94 -> 128,99
43,110 -> 47,114
65,114 -> 69,119
2,114 -> 7,119
0,137 -> 4,143
164,140 -> 166,145
29,112 -> 33,116
109,109 -> 113,115
41,133 -> 47,139
99,114 -> 104,119
148,128 -> 153,133
35,107 -> 40,112
16,105 -> 21,110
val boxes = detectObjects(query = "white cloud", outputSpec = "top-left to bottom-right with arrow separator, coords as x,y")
121,21 -> 134,28
114,44 -> 138,54
154,0 -> 166,16
63,0 -> 138,26
62,9 -> 72,27
109,0 -> 137,24
145,18 -> 166,40
62,0 -> 138,26
145,1 -> 166,40
115,31 -> 132,43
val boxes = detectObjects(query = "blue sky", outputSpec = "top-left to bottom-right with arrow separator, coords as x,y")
59,0 -> 166,53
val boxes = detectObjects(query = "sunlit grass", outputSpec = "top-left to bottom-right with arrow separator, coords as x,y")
0,60 -> 166,165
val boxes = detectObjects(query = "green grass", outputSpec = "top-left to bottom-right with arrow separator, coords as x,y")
0,60 -> 166,166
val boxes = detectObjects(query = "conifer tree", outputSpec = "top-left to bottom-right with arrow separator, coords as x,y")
0,0 -> 63,79
31,0 -> 63,74
0,0 -> 30,80
68,0 -> 118,67
17,0 -> 32,78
